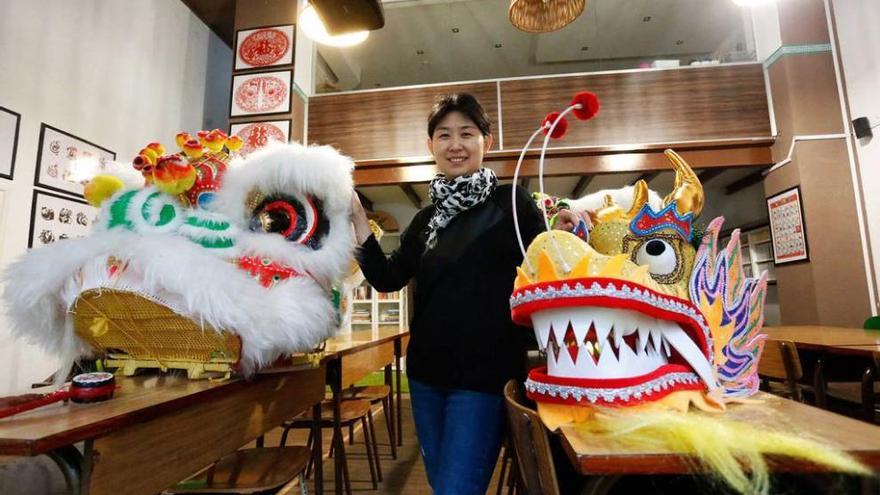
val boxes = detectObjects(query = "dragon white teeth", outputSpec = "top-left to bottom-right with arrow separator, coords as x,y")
662,323 -> 718,390
637,326 -> 650,355
570,312 -> 591,345
531,306 -> 707,383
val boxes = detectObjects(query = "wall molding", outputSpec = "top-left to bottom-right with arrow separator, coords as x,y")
764,43 -> 833,69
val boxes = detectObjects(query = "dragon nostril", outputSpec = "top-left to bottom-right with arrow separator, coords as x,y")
646,239 -> 666,255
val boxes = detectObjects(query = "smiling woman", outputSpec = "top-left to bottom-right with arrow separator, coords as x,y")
350,93 -> 548,494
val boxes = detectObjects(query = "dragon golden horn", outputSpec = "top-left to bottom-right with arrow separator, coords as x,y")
627,180 -> 650,218
661,149 -> 703,217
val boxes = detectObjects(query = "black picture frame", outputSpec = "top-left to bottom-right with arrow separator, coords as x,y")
234,24 -> 295,72
229,69 -> 294,119
28,189 -> 96,248
0,106 -> 21,180
34,123 -> 116,198
766,185 -> 810,265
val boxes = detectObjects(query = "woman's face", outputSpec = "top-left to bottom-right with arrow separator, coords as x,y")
427,111 -> 493,178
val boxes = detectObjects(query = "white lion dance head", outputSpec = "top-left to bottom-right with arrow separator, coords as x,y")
3,131 -> 354,377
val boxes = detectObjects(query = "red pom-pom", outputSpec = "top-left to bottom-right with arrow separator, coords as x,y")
541,112 -> 569,139
570,91 -> 600,121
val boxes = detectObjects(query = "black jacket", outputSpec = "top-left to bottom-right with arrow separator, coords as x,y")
356,185 -> 545,394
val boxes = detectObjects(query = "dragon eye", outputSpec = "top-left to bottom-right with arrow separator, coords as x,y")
635,239 -> 678,276
249,193 -> 329,249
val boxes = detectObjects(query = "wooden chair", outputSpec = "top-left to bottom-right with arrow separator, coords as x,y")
280,399 -> 381,494
343,384 -> 396,459
816,352 -> 880,423
502,380 -> 560,495
167,446 -> 310,494
758,339 -> 803,401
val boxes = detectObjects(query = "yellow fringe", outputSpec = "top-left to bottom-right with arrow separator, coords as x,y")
575,409 -> 871,495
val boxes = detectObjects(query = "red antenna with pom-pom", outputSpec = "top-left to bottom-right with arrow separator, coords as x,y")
511,91 -> 601,272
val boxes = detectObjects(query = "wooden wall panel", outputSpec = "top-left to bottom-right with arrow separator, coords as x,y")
308,83 -> 500,160
501,64 -> 770,149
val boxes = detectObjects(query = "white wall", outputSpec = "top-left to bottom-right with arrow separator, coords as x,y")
0,0 -> 223,395
832,0 -> 880,314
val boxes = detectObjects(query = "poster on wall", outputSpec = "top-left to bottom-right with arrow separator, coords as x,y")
34,124 -> 116,198
230,120 -> 291,156
0,106 -> 21,180
230,70 -> 292,118
767,186 -> 809,265
28,190 -> 98,249
234,24 -> 295,71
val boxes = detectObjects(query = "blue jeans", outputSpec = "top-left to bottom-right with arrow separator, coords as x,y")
409,378 -> 506,495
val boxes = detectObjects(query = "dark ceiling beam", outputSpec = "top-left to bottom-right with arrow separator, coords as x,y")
634,171 -> 660,185
400,184 -> 422,209
697,168 -> 725,185
353,144 -> 774,186
180,0 -> 236,47
356,189 -> 374,212
571,176 -> 595,198
725,169 -> 768,195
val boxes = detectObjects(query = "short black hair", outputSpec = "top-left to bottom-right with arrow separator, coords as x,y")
427,93 -> 491,138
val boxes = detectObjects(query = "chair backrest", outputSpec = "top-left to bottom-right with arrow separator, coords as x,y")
758,339 -> 803,400
864,316 -> 880,330
502,380 -> 560,495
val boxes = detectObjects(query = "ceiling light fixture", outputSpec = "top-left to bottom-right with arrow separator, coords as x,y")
299,3 -> 371,47
509,0 -> 586,33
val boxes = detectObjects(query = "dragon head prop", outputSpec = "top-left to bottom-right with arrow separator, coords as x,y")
507,93 -> 869,494
3,132 -> 354,376
507,94 -> 769,424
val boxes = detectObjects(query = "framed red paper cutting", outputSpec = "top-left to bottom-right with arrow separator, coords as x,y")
229,120 -> 291,156
235,24 -> 294,71
230,70 -> 293,118
766,186 -> 809,265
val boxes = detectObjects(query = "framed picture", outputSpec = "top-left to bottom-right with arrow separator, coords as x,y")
766,186 -> 809,265
0,106 -> 21,180
34,124 -> 116,198
230,120 -> 291,156
235,24 -> 295,71
28,189 -> 98,248
230,70 -> 293,118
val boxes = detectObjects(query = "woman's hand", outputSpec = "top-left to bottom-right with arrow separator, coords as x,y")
553,209 -> 591,233
351,190 -> 373,244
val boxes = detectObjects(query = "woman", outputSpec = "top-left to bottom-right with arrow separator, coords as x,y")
351,93 -> 580,494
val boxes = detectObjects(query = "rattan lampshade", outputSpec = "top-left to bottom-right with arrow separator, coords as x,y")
509,0 -> 586,33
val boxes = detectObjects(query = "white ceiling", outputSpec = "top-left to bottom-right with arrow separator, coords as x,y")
317,0 -> 753,92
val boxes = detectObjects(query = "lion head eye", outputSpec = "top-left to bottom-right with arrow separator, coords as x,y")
248,193 -> 329,249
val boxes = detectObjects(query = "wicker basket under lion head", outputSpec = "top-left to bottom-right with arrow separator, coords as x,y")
4,133 -> 354,378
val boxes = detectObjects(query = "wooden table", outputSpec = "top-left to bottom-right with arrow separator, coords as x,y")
321,327 -> 409,495
0,366 -> 326,495
764,326 -> 880,351
558,392 -> 880,494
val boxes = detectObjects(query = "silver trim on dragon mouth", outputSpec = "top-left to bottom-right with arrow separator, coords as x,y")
510,279 -> 714,367
526,371 -> 700,404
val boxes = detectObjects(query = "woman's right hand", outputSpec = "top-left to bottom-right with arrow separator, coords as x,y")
351,190 -> 373,244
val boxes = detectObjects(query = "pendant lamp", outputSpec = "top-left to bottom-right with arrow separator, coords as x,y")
509,0 -> 586,33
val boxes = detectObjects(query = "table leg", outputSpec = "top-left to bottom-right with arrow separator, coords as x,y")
384,363 -> 397,456
328,360 -> 345,495
394,338 -> 403,447
313,401 -> 323,495
47,445 -> 84,495
580,475 -> 621,495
